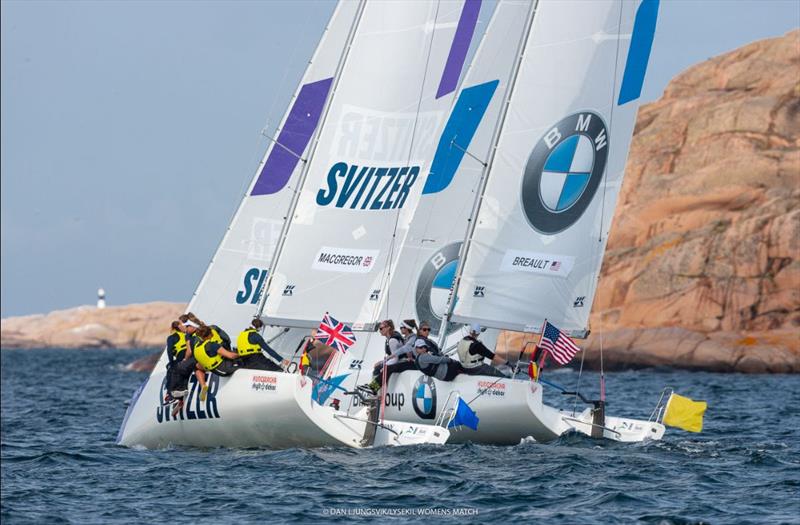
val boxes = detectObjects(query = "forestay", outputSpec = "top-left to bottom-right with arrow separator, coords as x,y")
185,1 -> 364,337
381,0 -> 534,340
262,0 -> 475,328
451,0 -> 659,335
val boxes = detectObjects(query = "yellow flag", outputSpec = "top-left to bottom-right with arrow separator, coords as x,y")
663,393 -> 707,432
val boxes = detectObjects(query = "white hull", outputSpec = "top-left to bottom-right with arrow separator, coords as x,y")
380,370 -> 664,444
118,369 -> 339,449
118,366 -> 662,449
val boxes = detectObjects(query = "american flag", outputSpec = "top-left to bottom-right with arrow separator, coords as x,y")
539,321 -> 581,365
315,312 -> 356,353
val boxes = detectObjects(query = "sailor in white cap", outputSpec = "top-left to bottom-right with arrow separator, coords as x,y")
456,324 -> 508,378
415,337 -> 464,382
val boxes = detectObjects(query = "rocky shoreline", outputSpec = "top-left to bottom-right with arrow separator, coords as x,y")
2,301 -> 797,374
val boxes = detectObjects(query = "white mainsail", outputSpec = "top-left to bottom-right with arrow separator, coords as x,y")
261,0 -> 472,328
450,0 -> 660,336
381,0 -> 533,342
184,1 -> 363,337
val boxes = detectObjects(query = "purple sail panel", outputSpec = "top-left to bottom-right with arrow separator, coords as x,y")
435,0 -> 481,99
251,77 -> 334,196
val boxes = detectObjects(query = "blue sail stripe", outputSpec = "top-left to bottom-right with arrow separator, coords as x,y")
423,80 -> 499,195
618,0 -> 659,105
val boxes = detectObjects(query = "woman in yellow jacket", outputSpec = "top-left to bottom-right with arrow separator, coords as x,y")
194,325 -> 241,401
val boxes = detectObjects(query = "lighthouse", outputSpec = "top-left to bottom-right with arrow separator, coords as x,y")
97,288 -> 106,309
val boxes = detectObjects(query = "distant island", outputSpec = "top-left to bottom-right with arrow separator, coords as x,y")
2,31 -> 797,374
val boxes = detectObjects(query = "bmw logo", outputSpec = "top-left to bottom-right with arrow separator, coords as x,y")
521,112 -> 609,234
415,243 -> 461,338
411,375 -> 437,420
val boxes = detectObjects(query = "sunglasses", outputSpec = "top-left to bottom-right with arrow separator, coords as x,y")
420,327 -> 430,332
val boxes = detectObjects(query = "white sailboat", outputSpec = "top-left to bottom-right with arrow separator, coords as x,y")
379,0 -> 668,443
119,0 -> 669,449
117,0 -> 479,449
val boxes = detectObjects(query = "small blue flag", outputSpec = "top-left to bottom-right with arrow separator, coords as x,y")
311,373 -> 349,405
448,398 -> 479,431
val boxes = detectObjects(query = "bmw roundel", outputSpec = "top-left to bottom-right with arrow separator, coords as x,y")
415,242 -> 461,338
411,375 -> 437,420
521,112 -> 609,234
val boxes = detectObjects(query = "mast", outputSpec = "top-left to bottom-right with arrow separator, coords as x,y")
254,0 -> 368,324
437,0 -> 540,348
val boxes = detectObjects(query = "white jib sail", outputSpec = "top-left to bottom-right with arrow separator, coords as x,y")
183,1 -> 363,338
261,1 -> 468,328
451,0 -> 659,335
381,0 -> 534,343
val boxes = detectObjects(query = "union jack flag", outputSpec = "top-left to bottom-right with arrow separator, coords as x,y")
539,321 -> 581,365
315,312 -> 356,353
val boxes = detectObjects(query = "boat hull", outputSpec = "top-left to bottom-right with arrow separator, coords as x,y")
117,369 -> 340,449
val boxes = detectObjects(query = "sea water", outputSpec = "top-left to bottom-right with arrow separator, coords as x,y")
1,348 -> 798,524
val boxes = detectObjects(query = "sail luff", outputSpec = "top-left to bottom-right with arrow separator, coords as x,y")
254,0 -> 368,324
436,0 -> 541,347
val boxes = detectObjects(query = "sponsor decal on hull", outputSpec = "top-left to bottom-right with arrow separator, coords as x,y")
251,375 -> 278,392
477,380 -> 506,398
412,375 -> 437,420
156,374 -> 220,423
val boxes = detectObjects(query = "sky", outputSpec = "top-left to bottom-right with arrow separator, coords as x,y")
2,0 -> 798,317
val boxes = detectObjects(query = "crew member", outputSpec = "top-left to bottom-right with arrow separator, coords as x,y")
194,325 -> 241,401
457,324 -> 508,378
414,338 -> 463,382
164,321 -> 190,402
360,320 -> 416,395
181,312 -> 232,350
416,322 -> 442,355
236,318 -> 288,371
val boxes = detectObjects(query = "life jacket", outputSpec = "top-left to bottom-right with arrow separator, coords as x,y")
456,337 -> 484,369
169,330 -> 188,359
384,331 -> 404,355
236,328 -> 262,356
192,326 -> 224,348
422,336 -> 441,356
194,338 -> 223,372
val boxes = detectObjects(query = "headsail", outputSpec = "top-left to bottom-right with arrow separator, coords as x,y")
185,1 -> 364,336
450,0 -> 659,335
261,0 -> 479,328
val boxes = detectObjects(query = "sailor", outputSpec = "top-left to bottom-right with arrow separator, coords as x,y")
457,324 -> 508,378
181,312 -> 232,351
414,338 -> 464,382
382,319 -> 420,362
361,320 -> 416,394
194,325 -> 241,401
236,318 -> 289,371
415,321 -> 442,355
382,320 -> 405,361
398,319 -> 417,345
164,321 -> 191,402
